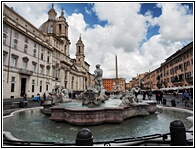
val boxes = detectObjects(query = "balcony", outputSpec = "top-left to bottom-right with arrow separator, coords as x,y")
18,68 -> 33,76
186,77 -> 193,83
171,79 -> 184,85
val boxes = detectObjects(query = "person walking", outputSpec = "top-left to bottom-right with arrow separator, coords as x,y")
160,91 -> 163,104
156,91 -> 159,104
183,90 -> 190,107
157,90 -> 162,104
143,91 -> 146,100
171,99 -> 176,107
43,92 -> 46,101
148,90 -> 152,100
23,93 -> 27,101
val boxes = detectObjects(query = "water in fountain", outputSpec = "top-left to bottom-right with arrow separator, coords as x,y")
3,108 -> 192,143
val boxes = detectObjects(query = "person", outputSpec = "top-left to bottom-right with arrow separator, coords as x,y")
23,93 -> 27,101
37,93 -> 40,103
43,93 -> 46,101
40,93 -> 46,106
155,91 -> 158,103
160,91 -> 163,104
148,90 -> 152,100
173,91 -> 176,97
143,91 -> 146,100
157,90 -> 162,104
171,99 -> 176,107
183,90 -> 190,107
182,90 -> 185,101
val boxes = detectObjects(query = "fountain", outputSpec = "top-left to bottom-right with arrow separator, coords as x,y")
41,64 -> 158,125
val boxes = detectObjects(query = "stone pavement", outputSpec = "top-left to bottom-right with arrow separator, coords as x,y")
137,94 -> 193,110
3,98 -> 41,116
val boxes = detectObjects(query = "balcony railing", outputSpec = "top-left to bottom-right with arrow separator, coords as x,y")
171,79 -> 184,85
186,77 -> 193,83
18,68 -> 33,76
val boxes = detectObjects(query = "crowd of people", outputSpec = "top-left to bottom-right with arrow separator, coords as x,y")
140,88 -> 192,107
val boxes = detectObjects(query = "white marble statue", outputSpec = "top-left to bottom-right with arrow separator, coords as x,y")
94,64 -> 103,93
119,89 -> 139,107
61,87 -> 71,102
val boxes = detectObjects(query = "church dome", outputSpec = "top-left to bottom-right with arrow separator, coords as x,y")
39,4 -> 57,34
39,20 -> 56,34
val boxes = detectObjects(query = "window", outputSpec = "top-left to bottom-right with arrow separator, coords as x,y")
46,85 -> 48,91
24,45 -> 27,53
56,51 -> 60,59
11,83 -> 15,92
3,35 -> 6,44
34,49 -> 36,57
55,68 -> 59,79
32,85 -> 34,92
41,53 -> 43,60
14,32 -> 18,38
25,37 -> 28,43
33,64 -> 36,72
32,80 -> 35,92
50,25 -> 53,33
3,25 -> 7,32
40,81 -> 42,92
11,77 -> 15,82
12,57 -> 17,67
40,67 -> 43,74
40,65 -> 44,74
34,42 -> 37,48
78,46 -> 80,53
64,45 -> 67,54
3,54 -> 7,64
14,40 -> 18,49
47,55 -> 50,62
46,68 -> 50,76
23,61 -> 27,69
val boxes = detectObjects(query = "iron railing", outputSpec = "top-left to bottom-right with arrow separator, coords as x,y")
3,131 -> 193,146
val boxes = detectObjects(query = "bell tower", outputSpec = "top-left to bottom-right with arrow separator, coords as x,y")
75,35 -> 85,66
56,8 -> 69,38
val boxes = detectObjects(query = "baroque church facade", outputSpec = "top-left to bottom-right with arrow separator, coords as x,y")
3,4 -> 93,99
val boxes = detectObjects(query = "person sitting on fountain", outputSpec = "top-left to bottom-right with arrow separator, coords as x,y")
94,64 -> 103,94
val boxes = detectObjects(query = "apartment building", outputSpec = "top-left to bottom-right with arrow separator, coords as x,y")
141,42 -> 193,90
102,78 -> 126,92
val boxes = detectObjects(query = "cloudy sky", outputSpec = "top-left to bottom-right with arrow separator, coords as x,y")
5,2 -> 193,82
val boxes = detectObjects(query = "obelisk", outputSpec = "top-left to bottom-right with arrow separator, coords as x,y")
116,55 -> 118,79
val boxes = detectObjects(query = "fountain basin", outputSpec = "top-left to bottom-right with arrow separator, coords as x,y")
50,101 -> 157,125
3,106 -> 193,144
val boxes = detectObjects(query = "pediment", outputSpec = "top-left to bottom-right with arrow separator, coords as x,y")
71,64 -> 78,71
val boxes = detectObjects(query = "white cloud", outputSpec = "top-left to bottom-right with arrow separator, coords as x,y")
156,3 -> 193,41
4,2 -> 193,82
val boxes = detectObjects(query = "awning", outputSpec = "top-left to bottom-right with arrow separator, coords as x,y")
160,86 -> 193,91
